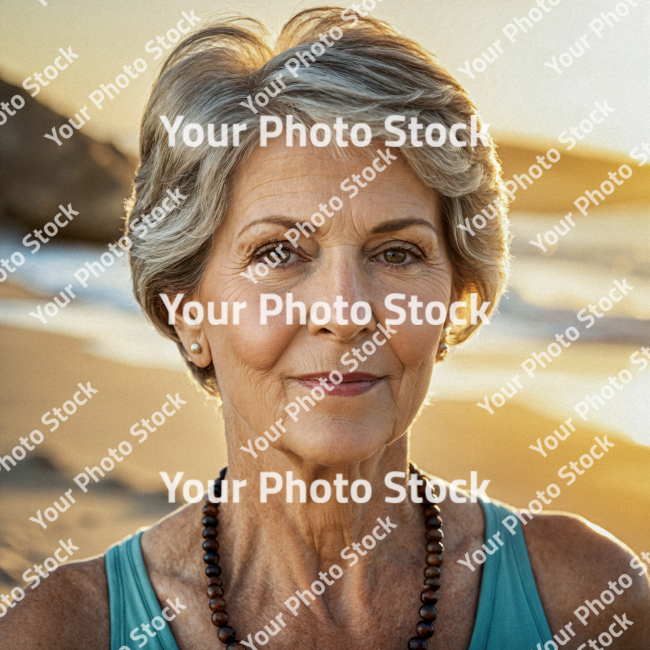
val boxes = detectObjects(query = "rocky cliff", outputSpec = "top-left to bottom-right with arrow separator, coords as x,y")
0,78 -> 136,242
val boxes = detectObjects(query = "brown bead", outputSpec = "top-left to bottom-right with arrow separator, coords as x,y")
226,644 -> 244,650
421,589 -> 439,604
424,564 -> 441,576
207,576 -> 223,586
424,566 -> 441,579
426,554 -> 443,567
419,604 -> 438,621
424,578 -> 441,591
203,504 -> 219,516
211,610 -> 229,627
425,529 -> 443,542
207,584 -> 224,599
204,552 -> 220,565
416,621 -> 435,639
202,515 -> 218,528
408,637 -> 427,650
202,527 -> 218,539
425,541 -> 443,554
205,564 -> 222,577
425,553 -> 443,567
423,506 -> 440,518
425,516 -> 442,529
421,590 -> 438,605
424,577 -> 441,588
217,626 -> 236,644
209,597 -> 226,611
203,539 -> 219,553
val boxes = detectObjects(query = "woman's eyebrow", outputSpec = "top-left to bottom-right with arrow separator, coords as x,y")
236,215 -> 438,239
369,217 -> 438,235
236,216 -> 300,239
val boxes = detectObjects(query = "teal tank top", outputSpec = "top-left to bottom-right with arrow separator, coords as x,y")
105,500 -> 554,649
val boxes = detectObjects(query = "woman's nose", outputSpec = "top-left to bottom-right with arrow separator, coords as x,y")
303,254 -> 377,344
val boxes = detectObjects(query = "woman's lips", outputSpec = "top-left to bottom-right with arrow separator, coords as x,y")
294,372 -> 382,397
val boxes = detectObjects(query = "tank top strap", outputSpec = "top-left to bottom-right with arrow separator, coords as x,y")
105,532 -> 181,650
467,499 -> 554,650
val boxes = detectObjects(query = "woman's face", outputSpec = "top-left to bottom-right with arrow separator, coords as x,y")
179,140 -> 455,467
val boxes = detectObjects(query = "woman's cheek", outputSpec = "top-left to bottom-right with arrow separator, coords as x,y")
374,295 -> 441,369
208,296 -> 298,371
389,321 -> 439,369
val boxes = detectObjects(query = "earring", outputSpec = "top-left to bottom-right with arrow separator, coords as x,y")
437,327 -> 452,361
190,343 -> 202,354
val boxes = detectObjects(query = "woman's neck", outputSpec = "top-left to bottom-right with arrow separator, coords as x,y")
217,408 -> 424,589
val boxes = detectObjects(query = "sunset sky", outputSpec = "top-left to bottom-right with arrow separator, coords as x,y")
1,0 -> 649,155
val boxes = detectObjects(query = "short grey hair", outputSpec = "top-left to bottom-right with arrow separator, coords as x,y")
127,6 -> 510,398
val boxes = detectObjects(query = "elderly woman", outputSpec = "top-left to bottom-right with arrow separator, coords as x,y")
3,7 -> 649,650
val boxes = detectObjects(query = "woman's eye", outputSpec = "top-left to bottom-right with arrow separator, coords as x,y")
381,249 -> 408,264
370,243 -> 424,266
254,245 -> 300,265
268,248 -> 291,264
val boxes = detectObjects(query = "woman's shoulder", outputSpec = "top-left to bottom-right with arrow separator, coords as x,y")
523,509 -> 650,647
0,502 -> 200,650
0,553 -> 110,650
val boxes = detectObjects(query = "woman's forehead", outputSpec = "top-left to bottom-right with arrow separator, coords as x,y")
226,140 -> 439,232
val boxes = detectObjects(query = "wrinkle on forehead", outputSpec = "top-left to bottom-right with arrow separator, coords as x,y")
226,139 -> 441,240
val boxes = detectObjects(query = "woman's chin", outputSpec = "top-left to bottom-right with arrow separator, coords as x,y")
283,417 -> 395,467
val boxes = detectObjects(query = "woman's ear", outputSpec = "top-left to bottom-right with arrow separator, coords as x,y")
172,296 -> 213,368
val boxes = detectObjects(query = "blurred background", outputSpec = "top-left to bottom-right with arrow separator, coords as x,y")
1,0 -> 649,594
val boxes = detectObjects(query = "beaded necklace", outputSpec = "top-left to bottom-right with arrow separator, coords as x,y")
200,464 -> 443,649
